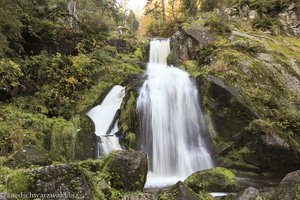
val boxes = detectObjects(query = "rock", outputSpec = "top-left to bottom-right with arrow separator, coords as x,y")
185,26 -> 213,47
261,134 -> 289,150
168,24 -> 213,66
75,115 -> 97,160
248,10 -> 257,19
257,53 -> 273,63
240,4 -> 250,18
236,187 -> 261,200
122,192 -> 155,200
243,120 -> 300,173
184,167 -> 239,193
273,170 -> 300,200
278,3 -> 300,36
5,146 -> 51,167
32,164 -> 93,199
103,150 -> 148,191
6,164 -> 93,199
0,193 -> 7,200
156,181 -> 212,200
0,87 -> 11,101
197,75 -> 258,142
108,39 -> 133,54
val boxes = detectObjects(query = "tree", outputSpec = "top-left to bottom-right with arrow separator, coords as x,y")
181,0 -> 201,16
126,11 -> 139,34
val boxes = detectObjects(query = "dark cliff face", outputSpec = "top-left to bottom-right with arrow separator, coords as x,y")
168,13 -> 300,174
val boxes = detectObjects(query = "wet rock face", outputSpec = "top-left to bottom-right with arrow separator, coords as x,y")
184,167 -> 239,193
104,150 -> 148,191
156,181 -> 209,200
273,170 -> 300,200
5,146 -> 51,168
197,75 -> 258,142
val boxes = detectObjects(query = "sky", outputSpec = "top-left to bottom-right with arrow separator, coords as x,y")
126,0 -> 147,16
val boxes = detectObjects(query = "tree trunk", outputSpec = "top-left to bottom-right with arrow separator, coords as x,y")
161,0 -> 166,23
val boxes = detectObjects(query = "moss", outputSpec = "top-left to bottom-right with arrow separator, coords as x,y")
48,117 -> 78,162
134,48 -> 143,60
125,132 -> 137,150
119,90 -> 138,139
184,167 -> 239,193
217,147 -> 259,171
294,183 -> 300,200
157,181 -> 213,200
6,169 -> 34,194
0,166 -> 14,192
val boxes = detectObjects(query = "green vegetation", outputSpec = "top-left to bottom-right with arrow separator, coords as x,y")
0,0 -> 300,198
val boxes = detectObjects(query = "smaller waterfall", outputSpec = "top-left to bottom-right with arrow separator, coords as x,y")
86,85 -> 125,157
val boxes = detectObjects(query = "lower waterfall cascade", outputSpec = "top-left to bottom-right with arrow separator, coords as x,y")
86,85 -> 125,157
137,39 -> 214,188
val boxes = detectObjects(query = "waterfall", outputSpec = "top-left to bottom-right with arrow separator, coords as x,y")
86,85 -> 125,157
137,39 -> 214,188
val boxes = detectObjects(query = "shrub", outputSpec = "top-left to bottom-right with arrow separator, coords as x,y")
0,59 -> 23,90
204,12 -> 231,35
252,15 -> 281,33
201,0 -> 218,12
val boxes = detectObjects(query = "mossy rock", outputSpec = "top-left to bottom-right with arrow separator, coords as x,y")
5,145 -> 51,168
156,181 -> 213,200
75,115 -> 97,160
197,75 -> 258,141
184,167 -> 239,193
272,170 -> 300,200
102,150 -> 148,191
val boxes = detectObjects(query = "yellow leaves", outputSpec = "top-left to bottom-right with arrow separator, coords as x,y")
0,59 -> 23,88
66,76 -> 78,85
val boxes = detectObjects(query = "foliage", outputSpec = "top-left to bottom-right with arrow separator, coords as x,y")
0,0 -> 23,57
204,12 -> 232,35
248,0 -> 293,16
252,16 -> 281,33
201,0 -> 218,12
0,59 -> 23,90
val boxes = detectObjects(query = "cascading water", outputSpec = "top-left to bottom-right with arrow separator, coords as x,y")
87,85 -> 125,157
137,39 -> 214,188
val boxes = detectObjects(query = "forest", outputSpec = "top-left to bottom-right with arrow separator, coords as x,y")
0,0 -> 299,199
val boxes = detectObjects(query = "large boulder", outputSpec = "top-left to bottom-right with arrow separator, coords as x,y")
273,170 -> 300,200
168,22 -> 214,66
6,164 -> 93,200
242,119 -> 300,173
184,167 -> 239,193
5,146 -> 51,168
156,181 -> 212,200
103,150 -> 148,191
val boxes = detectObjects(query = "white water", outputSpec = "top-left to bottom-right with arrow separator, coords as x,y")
137,39 -> 214,188
86,85 -> 125,157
